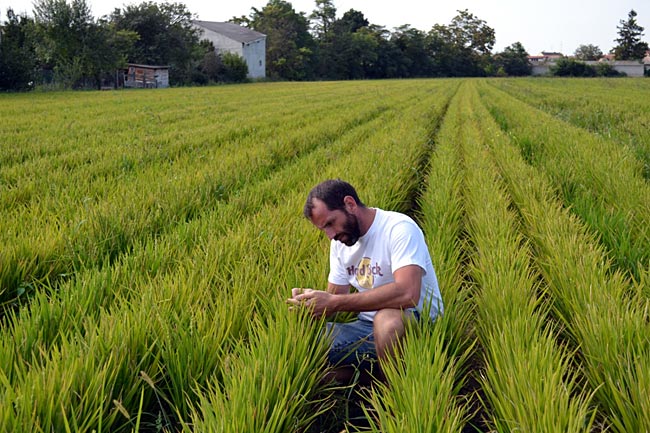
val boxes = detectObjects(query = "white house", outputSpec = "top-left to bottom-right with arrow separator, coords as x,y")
192,20 -> 266,79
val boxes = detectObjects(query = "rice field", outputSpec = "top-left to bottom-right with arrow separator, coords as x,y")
1,77 -> 649,432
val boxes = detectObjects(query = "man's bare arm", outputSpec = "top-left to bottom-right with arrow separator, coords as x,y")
291,265 -> 423,317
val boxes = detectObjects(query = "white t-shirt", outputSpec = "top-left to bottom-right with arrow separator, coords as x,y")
328,208 -> 443,321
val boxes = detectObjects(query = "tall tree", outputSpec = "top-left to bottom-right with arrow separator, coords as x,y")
495,41 -> 531,76
32,0 -> 94,87
309,0 -> 336,38
448,9 -> 495,55
391,25 -> 432,77
426,10 -> 495,76
613,9 -> 648,60
245,0 -> 315,80
0,8 -> 38,90
574,44 -> 603,60
109,1 -> 200,84
332,8 -> 368,34
313,8 -> 379,80
31,0 -> 130,88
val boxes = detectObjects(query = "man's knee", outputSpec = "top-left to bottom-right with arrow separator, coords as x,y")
373,308 -> 409,335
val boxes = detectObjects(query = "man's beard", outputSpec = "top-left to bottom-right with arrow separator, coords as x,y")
335,211 -> 361,246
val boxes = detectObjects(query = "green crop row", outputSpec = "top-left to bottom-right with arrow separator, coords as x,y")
460,82 -> 593,431
477,80 -> 650,283
480,82 -> 650,432
363,78 -> 472,433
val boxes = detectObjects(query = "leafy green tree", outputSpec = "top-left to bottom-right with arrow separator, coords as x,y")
426,9 -> 495,76
221,52 -> 249,82
332,8 -> 368,34
495,41 -> 531,76
390,25 -> 432,77
426,23 -> 459,76
109,1 -> 200,84
314,8 -> 375,80
448,9 -> 495,55
242,0 -> 315,80
32,0 -> 95,87
612,9 -> 648,60
574,44 -> 603,60
0,9 -> 38,90
309,0 -> 336,38
30,0 -> 135,89
363,25 -> 403,79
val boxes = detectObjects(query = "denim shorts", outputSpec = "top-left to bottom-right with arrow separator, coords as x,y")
325,309 -> 421,368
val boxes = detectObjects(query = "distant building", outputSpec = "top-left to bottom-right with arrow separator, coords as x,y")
192,20 -> 266,79
592,59 -> 646,77
124,64 -> 169,88
527,51 -> 648,77
528,51 -> 564,63
527,52 -> 564,75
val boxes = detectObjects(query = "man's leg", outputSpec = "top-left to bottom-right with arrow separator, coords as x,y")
325,319 -> 375,384
372,308 -> 417,381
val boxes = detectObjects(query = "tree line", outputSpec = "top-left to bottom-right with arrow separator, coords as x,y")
1,0 -> 648,91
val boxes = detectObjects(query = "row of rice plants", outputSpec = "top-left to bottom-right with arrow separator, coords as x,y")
0,80 -> 460,432
477,80 -> 650,284
0,82 -> 415,310
459,82 -> 594,431
187,80 -> 461,432
362,78 -> 473,432
490,78 -> 650,179
478,85 -> 650,432
0,104 -> 393,433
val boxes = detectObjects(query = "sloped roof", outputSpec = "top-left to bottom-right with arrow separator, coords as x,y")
193,20 -> 266,43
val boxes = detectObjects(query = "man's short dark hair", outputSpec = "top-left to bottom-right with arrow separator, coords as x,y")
303,179 -> 365,218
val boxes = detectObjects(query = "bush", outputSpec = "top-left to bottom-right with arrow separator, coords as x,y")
221,52 -> 249,83
594,63 -> 625,77
550,58 -> 596,77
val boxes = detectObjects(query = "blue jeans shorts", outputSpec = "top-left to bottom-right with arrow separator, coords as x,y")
325,309 -> 421,368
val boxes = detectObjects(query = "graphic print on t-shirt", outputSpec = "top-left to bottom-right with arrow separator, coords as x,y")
349,256 -> 384,289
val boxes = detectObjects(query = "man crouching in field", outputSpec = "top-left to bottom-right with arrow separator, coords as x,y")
286,179 -> 443,383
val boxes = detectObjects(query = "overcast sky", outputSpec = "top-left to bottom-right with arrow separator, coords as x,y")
3,0 -> 649,55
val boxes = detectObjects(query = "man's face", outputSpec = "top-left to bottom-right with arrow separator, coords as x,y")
309,198 -> 361,246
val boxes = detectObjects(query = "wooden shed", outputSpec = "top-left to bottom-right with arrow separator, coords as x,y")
124,64 -> 169,88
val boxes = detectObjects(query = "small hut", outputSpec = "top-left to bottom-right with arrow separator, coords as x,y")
124,64 -> 169,88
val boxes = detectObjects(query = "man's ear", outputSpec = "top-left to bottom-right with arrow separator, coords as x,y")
343,195 -> 357,212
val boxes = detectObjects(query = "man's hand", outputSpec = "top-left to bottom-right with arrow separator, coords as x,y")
286,288 -> 334,318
